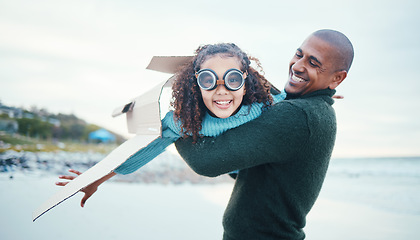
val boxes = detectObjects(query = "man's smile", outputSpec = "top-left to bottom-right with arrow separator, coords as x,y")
291,74 -> 307,83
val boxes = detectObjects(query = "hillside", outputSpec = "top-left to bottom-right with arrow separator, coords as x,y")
0,102 -> 125,151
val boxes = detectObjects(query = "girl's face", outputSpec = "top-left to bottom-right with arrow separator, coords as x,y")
199,55 -> 246,118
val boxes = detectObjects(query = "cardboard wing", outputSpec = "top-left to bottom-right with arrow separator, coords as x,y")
32,56 -> 193,222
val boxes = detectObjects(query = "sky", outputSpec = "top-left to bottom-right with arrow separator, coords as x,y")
1,0 -> 419,158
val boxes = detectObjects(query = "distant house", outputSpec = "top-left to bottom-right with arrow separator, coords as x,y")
0,119 -> 18,133
0,103 -> 22,118
88,129 -> 116,143
47,118 -> 61,127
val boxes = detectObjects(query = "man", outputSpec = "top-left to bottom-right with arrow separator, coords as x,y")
175,29 -> 354,240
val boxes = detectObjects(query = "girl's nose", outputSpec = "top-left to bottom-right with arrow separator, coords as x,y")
215,83 -> 229,94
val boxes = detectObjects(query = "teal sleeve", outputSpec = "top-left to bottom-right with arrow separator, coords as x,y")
113,127 -> 180,175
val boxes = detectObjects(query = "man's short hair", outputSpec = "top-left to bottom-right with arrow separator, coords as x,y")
313,29 -> 354,72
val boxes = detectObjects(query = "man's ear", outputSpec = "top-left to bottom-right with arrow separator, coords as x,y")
328,70 -> 347,89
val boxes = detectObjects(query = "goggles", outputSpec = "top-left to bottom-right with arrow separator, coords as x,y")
196,68 -> 246,91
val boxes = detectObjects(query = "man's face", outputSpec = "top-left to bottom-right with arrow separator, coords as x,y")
285,35 -> 340,97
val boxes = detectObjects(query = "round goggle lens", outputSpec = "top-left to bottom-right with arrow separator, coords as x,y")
224,70 -> 244,90
197,71 -> 216,90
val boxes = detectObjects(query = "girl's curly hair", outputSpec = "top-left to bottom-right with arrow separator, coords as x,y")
171,43 -> 275,142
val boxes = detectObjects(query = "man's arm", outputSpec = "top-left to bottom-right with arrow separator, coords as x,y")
175,101 -> 310,177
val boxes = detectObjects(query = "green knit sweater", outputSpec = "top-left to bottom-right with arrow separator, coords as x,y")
175,88 -> 337,240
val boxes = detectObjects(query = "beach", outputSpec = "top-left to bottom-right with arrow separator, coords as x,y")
1,157 -> 419,240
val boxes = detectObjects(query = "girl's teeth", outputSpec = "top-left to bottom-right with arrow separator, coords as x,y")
216,100 -> 231,105
292,75 -> 305,82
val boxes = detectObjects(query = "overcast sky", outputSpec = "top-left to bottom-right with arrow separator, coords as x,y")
1,0 -> 419,158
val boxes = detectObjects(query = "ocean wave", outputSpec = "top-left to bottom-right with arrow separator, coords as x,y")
327,157 -> 420,178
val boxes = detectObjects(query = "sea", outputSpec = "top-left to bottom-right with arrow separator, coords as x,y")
321,156 -> 420,215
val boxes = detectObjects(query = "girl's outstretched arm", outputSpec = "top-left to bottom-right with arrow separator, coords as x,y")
53,112 -> 180,208
56,169 -> 116,207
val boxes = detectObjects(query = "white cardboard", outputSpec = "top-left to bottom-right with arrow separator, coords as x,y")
32,56 -> 192,222
32,134 -> 159,221
146,56 -> 193,74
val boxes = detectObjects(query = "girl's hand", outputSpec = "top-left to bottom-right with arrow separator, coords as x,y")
56,169 -> 82,186
56,169 -> 98,208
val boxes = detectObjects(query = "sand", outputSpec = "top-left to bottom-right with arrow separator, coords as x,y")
1,173 -> 418,240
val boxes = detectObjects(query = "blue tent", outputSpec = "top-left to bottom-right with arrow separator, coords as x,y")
88,129 -> 116,143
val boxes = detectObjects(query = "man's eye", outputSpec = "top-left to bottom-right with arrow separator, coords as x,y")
309,60 -> 319,67
295,52 -> 303,58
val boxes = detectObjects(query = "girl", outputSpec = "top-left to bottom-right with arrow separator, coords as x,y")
57,43 -> 286,207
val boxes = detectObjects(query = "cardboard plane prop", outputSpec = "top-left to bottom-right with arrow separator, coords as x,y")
32,56 -> 193,222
